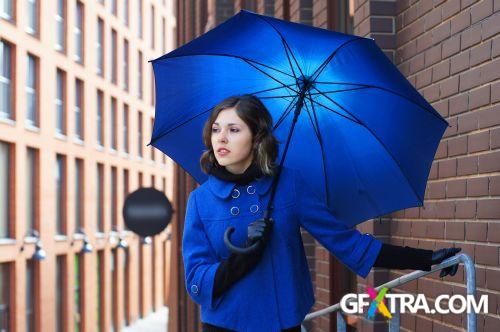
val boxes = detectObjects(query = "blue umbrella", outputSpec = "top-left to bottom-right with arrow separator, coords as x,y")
150,10 -> 448,252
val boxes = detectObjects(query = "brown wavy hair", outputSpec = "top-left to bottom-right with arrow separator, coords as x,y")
200,94 -> 279,176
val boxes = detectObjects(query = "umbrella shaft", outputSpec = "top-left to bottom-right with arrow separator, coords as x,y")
265,93 -> 306,220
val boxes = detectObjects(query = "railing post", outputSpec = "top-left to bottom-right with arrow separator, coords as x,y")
463,254 -> 476,332
388,298 -> 399,332
336,312 -> 347,332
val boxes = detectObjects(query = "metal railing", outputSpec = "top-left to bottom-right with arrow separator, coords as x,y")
302,253 -> 476,332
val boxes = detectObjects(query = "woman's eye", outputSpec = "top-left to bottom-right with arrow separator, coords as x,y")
230,128 -> 239,133
211,128 -> 219,133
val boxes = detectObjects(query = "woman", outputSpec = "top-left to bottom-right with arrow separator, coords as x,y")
182,95 -> 461,332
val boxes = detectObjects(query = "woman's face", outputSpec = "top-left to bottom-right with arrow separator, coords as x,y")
211,107 -> 253,174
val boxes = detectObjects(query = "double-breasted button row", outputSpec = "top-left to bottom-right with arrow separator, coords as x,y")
230,205 -> 259,215
231,186 -> 256,200
191,284 -> 199,295
229,185 -> 258,215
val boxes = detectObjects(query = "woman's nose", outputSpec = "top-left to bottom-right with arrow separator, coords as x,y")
217,130 -> 228,143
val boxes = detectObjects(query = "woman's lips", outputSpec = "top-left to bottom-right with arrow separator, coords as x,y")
217,148 -> 230,156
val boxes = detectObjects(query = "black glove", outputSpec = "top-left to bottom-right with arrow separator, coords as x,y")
246,218 -> 274,248
431,247 -> 461,278
212,218 -> 274,299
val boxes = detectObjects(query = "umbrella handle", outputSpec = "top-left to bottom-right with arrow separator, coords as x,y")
223,227 -> 261,254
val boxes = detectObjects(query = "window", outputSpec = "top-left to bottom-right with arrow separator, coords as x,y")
137,0 -> 142,38
96,18 -> 104,76
96,90 -> 104,146
151,237 -> 155,312
26,259 -> 36,332
123,169 -> 129,197
55,256 -> 66,332
74,1 -> 84,63
110,249 -> 117,331
56,154 -> 66,235
111,167 -> 117,230
123,39 -> 129,91
111,29 -> 117,84
75,159 -> 83,232
138,243 -> 143,318
96,251 -> 103,332
138,172 -> 143,188
26,54 -> 38,127
0,0 -> 13,21
55,69 -> 66,135
96,164 -> 104,232
137,112 -> 143,157
264,0 -> 274,16
110,97 -> 117,150
150,118 -> 155,161
55,0 -> 66,51
123,0 -> 129,26
150,5 -> 155,49
26,0 -> 38,36
123,104 -> 129,153
137,51 -> 143,99
74,254 -> 82,332
75,79 -> 84,140
111,0 -> 117,15
0,141 -> 11,238
0,40 -> 13,120
122,249 -> 129,325
151,68 -> 155,106
123,169 -> 129,230
0,263 -> 11,331
151,175 -> 155,188
26,148 -> 38,233
162,177 -> 166,192
162,17 -> 166,53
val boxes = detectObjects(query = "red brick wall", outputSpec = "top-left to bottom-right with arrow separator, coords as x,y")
352,1 -> 500,331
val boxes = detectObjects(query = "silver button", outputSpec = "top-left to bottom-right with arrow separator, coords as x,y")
230,206 -> 240,216
191,284 -> 199,295
250,205 -> 259,213
231,188 -> 240,199
246,185 -> 256,194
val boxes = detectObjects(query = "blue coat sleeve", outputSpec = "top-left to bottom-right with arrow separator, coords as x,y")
182,191 -> 223,309
293,170 -> 382,278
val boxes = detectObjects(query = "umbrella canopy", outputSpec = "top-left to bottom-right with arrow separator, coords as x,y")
150,10 -> 448,227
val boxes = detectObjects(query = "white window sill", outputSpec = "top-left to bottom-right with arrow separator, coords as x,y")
25,124 -> 40,132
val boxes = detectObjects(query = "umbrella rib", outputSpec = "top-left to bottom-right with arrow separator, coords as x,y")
243,59 -> 300,94
312,87 -> 424,203
314,82 -> 448,125
308,98 -> 361,125
282,40 -> 299,85
273,94 -> 299,131
309,36 -> 367,83
251,83 -> 298,96
258,95 -> 299,100
158,52 -> 296,80
305,91 -> 331,205
254,14 -> 305,80
308,86 -> 370,95
303,100 -> 321,141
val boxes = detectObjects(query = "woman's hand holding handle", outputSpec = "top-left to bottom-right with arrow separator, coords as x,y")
247,218 -> 273,247
431,247 -> 462,278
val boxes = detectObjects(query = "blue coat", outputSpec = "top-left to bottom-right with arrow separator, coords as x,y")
182,167 -> 382,331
